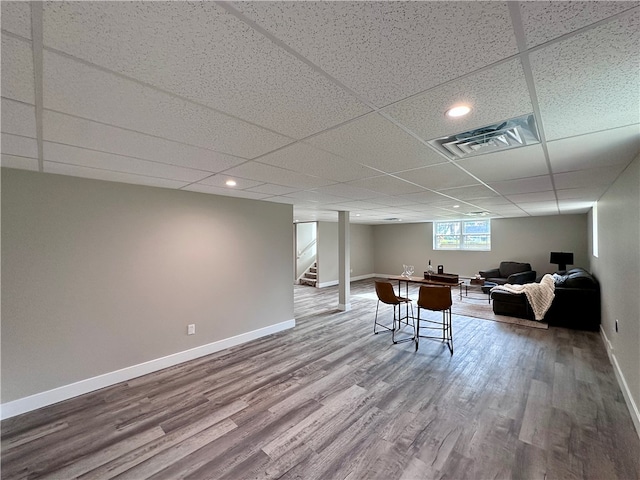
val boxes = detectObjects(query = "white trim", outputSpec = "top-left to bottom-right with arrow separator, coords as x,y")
317,273 -> 375,288
0,319 -> 295,420
600,326 -> 640,439
338,303 -> 352,311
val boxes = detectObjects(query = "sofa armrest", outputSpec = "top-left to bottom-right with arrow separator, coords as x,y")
507,270 -> 536,284
479,268 -> 500,278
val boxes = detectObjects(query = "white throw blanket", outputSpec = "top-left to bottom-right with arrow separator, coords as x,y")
491,274 -> 555,321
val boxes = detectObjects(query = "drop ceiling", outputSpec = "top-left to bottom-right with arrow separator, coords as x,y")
1,1 -> 639,224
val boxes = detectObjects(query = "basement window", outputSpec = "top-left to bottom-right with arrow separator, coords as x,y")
434,219 -> 491,251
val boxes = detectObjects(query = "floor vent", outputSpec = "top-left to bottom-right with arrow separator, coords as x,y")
430,114 -> 540,159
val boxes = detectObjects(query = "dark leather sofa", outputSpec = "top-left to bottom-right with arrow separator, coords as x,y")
491,267 -> 600,331
479,261 -> 536,285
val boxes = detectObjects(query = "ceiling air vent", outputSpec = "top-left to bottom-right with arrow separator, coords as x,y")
430,114 -> 540,159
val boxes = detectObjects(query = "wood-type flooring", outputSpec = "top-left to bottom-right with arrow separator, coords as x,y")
2,278 -> 639,479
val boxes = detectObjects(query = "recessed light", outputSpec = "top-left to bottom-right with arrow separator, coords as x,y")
453,205 -> 460,208
225,179 -> 237,187
446,105 -> 471,118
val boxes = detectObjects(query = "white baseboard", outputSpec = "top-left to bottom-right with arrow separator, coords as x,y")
600,326 -> 640,439
0,319 -> 295,420
317,273 -> 376,288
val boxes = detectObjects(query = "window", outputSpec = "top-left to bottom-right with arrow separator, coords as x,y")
434,219 -> 491,250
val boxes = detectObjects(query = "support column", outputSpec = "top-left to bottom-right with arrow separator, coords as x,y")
338,211 -> 351,311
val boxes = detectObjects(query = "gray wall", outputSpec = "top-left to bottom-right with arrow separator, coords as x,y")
373,215 -> 588,278
316,221 -> 374,286
1,169 -> 294,403
591,153 -> 640,422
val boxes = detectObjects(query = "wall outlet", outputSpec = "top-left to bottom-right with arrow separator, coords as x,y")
615,319 -> 618,333
187,324 -> 196,335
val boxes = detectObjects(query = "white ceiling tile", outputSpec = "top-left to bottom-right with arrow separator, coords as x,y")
553,164 -> 627,189
520,1 -> 634,48
1,154 -> 39,171
519,202 -> 560,215
246,184 -> 300,196
43,51 -> 291,159
307,113 -> 446,173
325,200 -> 386,211
531,10 -> 640,140
181,184 -> 270,200
1,133 -> 38,158
367,196 -> 417,208
284,190 -> 349,204
42,2 -> 371,139
1,1 -> 32,39
547,125 -> 640,173
506,191 -> 556,204
223,161 -> 335,190
257,143 -> 380,182
470,196 -> 513,207
43,111 -> 246,173
312,184 -> 378,201
556,186 -> 608,201
396,190 -> 453,204
265,196 -> 297,205
1,34 -> 35,104
197,175 -> 263,191
235,2 -> 517,106
43,162 -> 189,189
43,142 -> 212,183
486,204 -> 526,215
396,163 -> 479,191
437,184 -> 499,201
490,175 -> 554,195
384,59 -> 533,141
456,144 -> 549,183
345,175 -> 425,196
1,98 -> 36,138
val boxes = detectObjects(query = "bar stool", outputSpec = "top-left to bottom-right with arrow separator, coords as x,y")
415,285 -> 453,354
374,281 -> 414,344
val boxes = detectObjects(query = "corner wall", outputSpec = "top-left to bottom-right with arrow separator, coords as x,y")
591,153 -> 640,435
1,169 -> 294,411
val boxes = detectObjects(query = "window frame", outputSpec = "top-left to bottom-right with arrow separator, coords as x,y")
433,219 -> 491,251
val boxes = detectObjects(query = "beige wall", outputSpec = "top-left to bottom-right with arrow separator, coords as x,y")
373,215 -> 588,278
591,153 -> 640,424
316,222 -> 374,286
1,169 -> 294,403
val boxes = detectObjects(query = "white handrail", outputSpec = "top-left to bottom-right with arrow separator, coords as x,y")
296,238 -> 316,259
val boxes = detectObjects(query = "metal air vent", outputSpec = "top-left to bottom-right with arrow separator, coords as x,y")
430,114 -> 540,159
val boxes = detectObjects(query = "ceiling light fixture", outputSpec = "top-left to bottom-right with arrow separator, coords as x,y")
446,105 -> 471,118
453,205 -> 460,208
225,179 -> 237,187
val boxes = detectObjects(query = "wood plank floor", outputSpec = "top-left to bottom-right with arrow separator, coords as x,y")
2,278 -> 639,479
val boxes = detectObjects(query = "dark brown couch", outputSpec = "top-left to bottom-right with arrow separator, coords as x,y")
479,261 -> 536,285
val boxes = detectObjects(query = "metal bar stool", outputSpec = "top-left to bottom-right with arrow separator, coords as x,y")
374,281 -> 415,344
415,284 -> 453,354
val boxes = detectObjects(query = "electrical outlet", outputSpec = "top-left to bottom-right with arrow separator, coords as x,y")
615,319 -> 618,333
187,324 -> 196,335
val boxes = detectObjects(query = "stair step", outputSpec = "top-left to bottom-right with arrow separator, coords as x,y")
310,267 -> 317,273
305,272 -> 317,279
300,278 -> 317,286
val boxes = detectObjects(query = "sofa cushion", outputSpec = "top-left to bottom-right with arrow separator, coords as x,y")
554,268 -> 598,289
499,261 -> 531,278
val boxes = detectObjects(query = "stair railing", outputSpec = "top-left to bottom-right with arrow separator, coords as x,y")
296,238 -> 316,259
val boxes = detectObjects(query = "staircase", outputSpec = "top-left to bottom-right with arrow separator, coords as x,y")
299,262 -> 317,287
